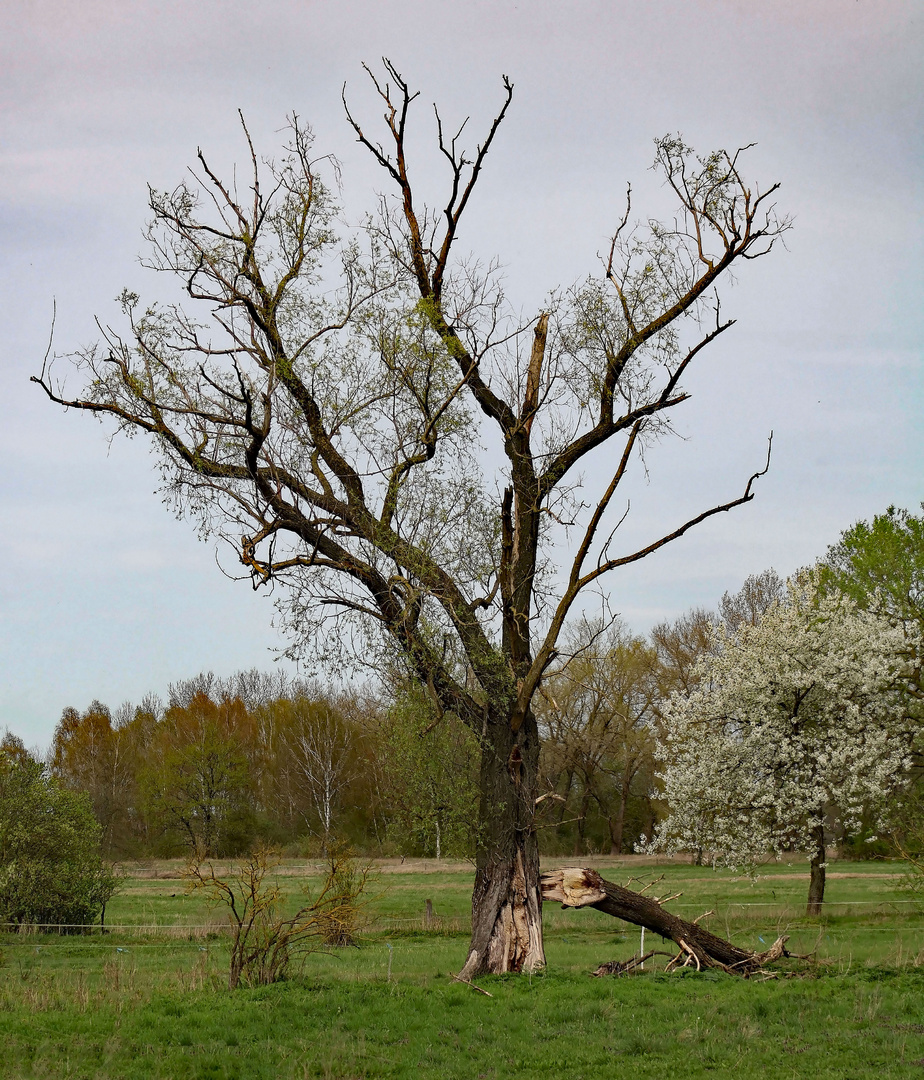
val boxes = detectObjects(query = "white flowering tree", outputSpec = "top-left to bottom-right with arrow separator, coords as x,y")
648,572 -> 913,913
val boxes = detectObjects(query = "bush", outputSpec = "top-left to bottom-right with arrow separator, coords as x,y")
183,846 -> 373,988
0,755 -> 119,930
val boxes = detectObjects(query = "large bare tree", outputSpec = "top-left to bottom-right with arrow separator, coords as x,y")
34,62 -> 787,977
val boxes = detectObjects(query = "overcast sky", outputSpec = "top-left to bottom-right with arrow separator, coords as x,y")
1,0 -> 921,749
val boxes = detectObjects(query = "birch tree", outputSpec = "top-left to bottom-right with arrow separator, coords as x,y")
34,61 -> 787,975
281,698 -> 358,852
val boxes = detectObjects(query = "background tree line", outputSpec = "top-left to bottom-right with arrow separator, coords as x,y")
36,504 -> 923,870
44,670 -> 479,861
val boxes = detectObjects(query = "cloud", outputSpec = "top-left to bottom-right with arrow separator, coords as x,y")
1,0 -> 921,745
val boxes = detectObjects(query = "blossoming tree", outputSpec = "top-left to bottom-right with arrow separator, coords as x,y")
648,572 -> 913,913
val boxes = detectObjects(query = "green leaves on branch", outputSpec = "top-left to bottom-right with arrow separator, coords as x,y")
821,504 -> 924,697
0,755 -> 120,930
378,687 -> 479,859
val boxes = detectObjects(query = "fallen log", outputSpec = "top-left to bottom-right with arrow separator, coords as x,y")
540,867 -> 794,977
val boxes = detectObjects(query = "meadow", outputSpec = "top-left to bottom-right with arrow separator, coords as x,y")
2,856 -> 924,1078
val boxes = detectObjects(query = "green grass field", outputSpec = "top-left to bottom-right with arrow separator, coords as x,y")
2,857 -> 924,1078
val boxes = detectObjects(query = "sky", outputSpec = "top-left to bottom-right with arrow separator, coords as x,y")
1,0 -> 921,749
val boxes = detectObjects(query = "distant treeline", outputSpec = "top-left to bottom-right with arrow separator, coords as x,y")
42,615 -> 687,861
31,501 -> 924,864
27,587 -> 856,861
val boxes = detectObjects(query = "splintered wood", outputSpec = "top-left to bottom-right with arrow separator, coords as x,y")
539,867 -> 608,908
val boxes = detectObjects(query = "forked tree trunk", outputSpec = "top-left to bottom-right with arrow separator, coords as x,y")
557,769 -> 574,824
459,711 -> 546,980
807,821 -> 826,916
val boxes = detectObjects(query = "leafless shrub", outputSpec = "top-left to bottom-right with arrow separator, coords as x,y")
183,845 -> 372,988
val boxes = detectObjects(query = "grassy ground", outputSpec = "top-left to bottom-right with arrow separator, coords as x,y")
2,857 -> 924,1078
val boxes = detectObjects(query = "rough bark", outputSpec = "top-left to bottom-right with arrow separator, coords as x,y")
807,822 -> 826,916
459,711 -> 546,980
541,867 -> 792,976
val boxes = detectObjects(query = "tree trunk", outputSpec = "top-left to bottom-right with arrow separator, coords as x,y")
608,773 -> 631,855
807,822 -> 826,916
459,711 -> 546,979
572,788 -> 590,857
556,769 -> 574,824
541,867 -> 793,976
643,797 -> 656,847
608,811 -> 624,856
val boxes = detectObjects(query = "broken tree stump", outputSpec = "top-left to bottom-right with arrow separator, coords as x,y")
541,867 -> 793,977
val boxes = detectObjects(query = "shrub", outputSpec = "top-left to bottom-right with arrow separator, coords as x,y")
0,756 -> 120,930
183,846 -> 373,988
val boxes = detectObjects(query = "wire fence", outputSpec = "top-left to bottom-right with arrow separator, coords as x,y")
2,895 -> 923,937
2,899 -> 924,943
2,928 -> 924,969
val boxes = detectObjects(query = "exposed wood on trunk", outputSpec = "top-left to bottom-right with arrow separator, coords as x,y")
459,711 -> 546,980
541,867 -> 794,976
